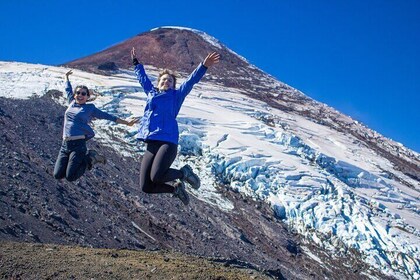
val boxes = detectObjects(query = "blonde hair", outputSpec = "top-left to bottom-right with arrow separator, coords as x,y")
158,69 -> 177,89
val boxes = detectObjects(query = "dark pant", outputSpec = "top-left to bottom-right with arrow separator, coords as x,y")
53,139 -> 89,182
140,140 -> 183,194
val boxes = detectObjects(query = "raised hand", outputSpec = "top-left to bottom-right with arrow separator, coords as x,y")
203,52 -> 221,68
131,47 -> 140,66
131,47 -> 137,60
65,70 -> 73,81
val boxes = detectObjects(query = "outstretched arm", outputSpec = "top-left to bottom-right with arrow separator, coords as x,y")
65,70 -> 73,81
65,70 -> 74,103
92,107 -> 140,126
175,52 -> 220,115
178,52 -> 221,98
131,47 -> 154,93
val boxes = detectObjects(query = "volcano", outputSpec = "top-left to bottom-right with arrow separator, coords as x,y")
65,27 -> 419,182
1,27 -> 419,279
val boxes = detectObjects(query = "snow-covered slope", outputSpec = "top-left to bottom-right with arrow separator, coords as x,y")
1,61 -> 418,279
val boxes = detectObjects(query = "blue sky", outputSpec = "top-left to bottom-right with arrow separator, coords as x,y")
1,0 -> 419,152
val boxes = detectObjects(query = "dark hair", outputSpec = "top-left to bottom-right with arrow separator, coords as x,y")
74,85 -> 90,95
74,85 -> 96,102
158,69 -> 177,88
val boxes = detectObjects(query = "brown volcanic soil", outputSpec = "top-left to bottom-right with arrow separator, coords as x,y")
63,27 -> 284,92
0,241 -> 269,279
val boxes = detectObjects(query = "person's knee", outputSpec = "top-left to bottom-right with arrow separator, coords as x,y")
53,163 -> 66,180
66,176 -> 77,182
53,172 -> 64,180
140,180 -> 155,193
66,172 -> 79,182
141,184 -> 154,193
150,172 -> 165,184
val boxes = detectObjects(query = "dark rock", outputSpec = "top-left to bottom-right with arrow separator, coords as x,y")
97,61 -> 118,71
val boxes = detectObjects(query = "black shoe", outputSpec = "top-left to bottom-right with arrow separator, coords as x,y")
87,150 -> 107,169
87,159 -> 93,170
173,181 -> 190,206
180,164 -> 200,189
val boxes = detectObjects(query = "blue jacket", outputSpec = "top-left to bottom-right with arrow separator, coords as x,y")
134,63 -> 207,144
63,81 -> 117,140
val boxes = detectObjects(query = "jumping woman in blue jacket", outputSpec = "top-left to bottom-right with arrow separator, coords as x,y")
53,70 -> 138,182
131,47 -> 220,205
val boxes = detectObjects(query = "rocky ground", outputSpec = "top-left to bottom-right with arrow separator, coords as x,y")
0,241 -> 270,279
0,94 -> 395,279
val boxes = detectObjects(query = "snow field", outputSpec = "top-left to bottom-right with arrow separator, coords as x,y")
1,61 -> 418,279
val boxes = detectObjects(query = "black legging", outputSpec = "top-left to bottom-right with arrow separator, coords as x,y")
140,140 -> 183,193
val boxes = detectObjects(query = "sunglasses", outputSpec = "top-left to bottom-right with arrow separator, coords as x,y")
76,91 -> 88,96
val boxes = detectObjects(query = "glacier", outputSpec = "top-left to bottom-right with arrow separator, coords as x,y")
0,61 -> 419,279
